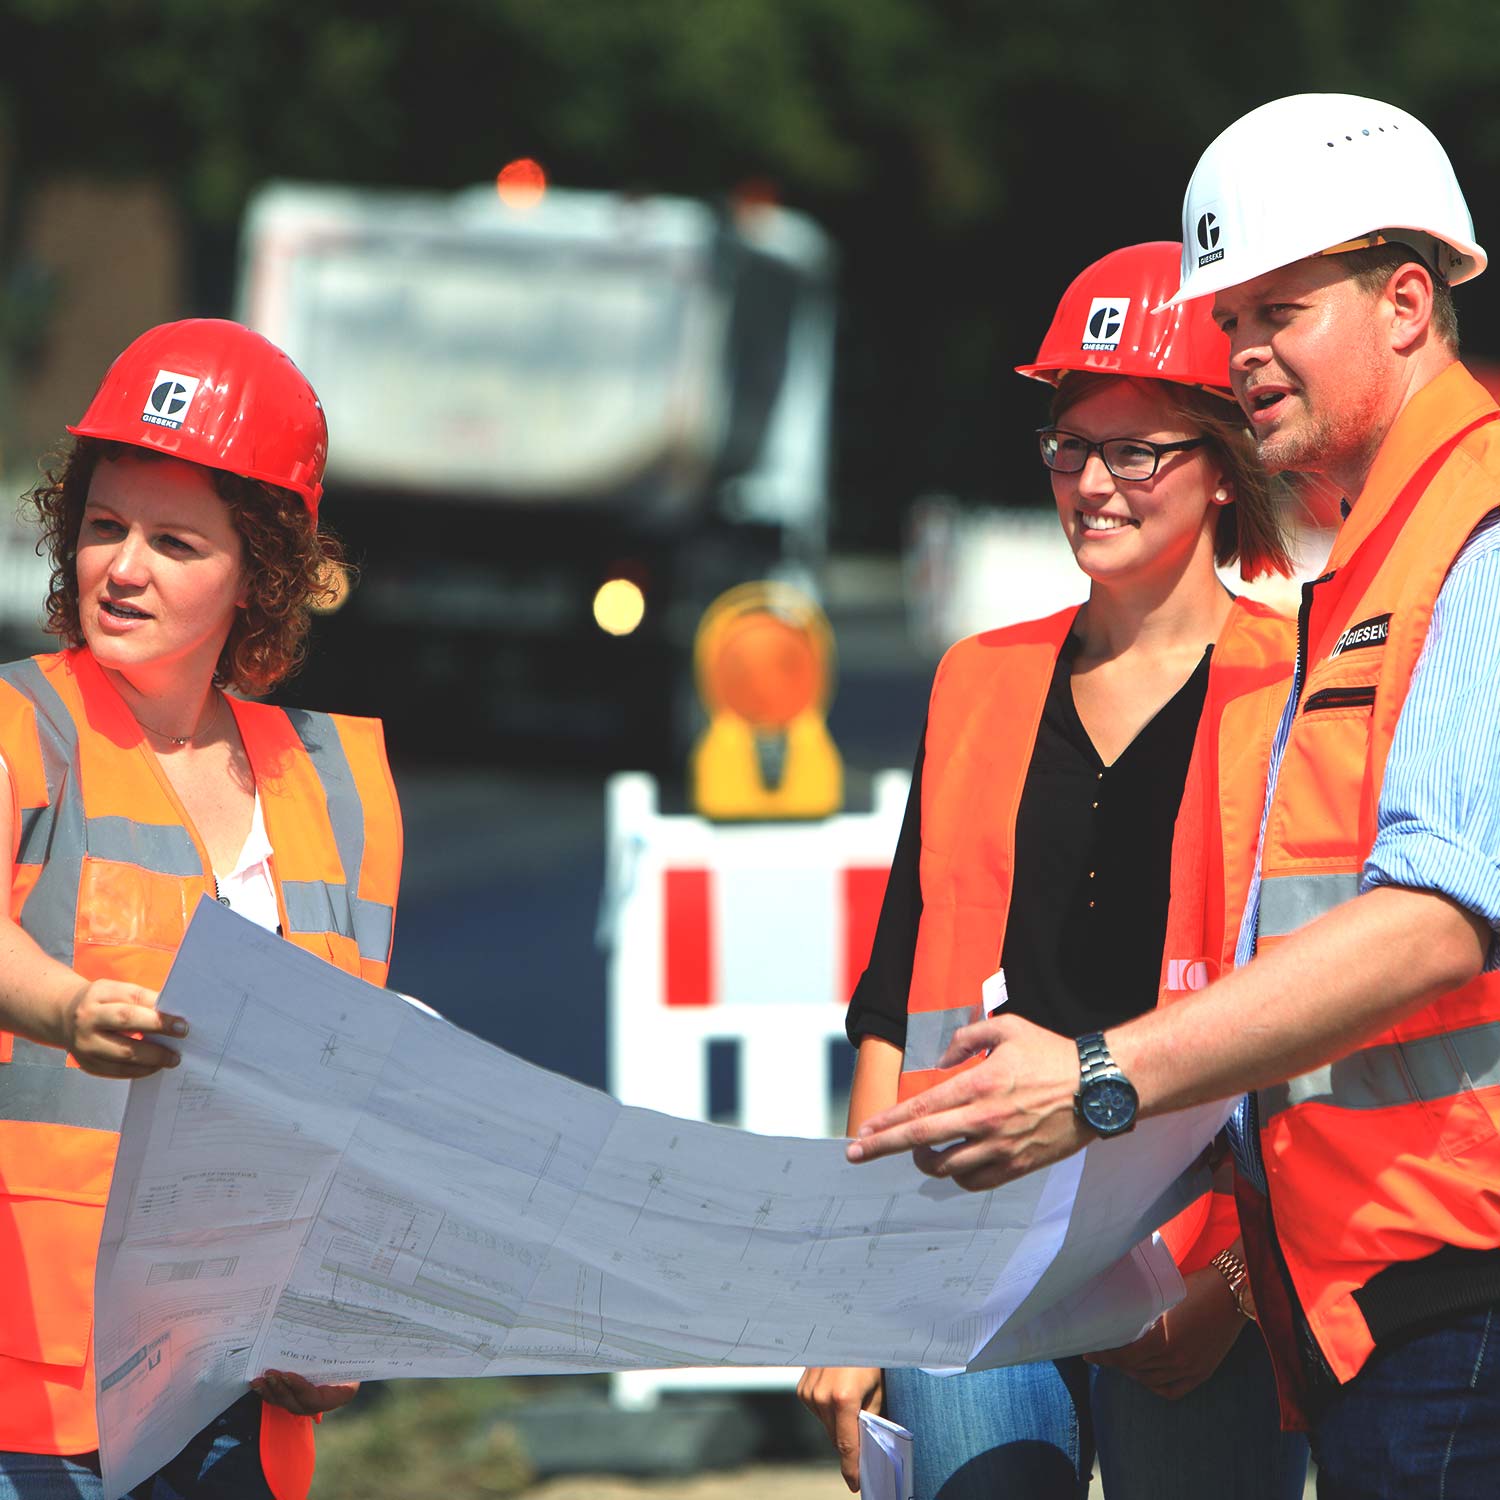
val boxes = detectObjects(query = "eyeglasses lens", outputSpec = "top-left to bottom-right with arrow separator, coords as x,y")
1039,432 -> 1085,472
1101,441 -> 1157,480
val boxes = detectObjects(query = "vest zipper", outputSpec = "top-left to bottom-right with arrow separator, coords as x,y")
1292,570 -> 1337,714
1243,573 -> 1334,1186
1254,568 -> 1345,1390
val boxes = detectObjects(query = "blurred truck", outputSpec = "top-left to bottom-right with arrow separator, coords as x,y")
235,179 -> 836,767
0,503 -> 51,663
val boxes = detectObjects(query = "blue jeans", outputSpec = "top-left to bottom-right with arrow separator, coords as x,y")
885,1324 -> 1308,1500
885,1358 -> 1091,1500
1311,1304 -> 1500,1499
0,1395 -> 272,1500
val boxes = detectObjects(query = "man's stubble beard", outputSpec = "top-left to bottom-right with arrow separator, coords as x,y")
1252,389 -> 1385,494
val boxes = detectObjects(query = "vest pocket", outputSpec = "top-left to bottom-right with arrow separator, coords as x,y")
1271,695 -> 1379,863
75,858 -> 194,953
1411,1024 -> 1500,1161
0,1193 -> 100,1366
1423,1086 -> 1500,1162
1302,685 -> 1377,714
0,1124 -> 114,1370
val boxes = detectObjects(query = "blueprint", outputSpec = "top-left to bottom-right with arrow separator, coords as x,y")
94,899 -> 1231,1498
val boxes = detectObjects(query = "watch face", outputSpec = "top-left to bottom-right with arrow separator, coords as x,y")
1081,1077 -> 1138,1135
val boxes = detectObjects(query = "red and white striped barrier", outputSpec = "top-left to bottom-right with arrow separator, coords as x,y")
599,769 -> 908,1404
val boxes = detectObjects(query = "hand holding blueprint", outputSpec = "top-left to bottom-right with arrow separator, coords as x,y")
93,899 -> 1231,1497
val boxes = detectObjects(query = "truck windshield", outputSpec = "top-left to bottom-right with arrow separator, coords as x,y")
288,242 -> 716,497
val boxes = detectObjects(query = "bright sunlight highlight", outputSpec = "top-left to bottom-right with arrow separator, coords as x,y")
593,578 -> 646,636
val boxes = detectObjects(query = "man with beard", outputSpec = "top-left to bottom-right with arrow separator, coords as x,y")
848,95 -> 1500,1498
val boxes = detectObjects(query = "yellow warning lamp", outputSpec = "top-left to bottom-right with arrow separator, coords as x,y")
690,582 -> 843,820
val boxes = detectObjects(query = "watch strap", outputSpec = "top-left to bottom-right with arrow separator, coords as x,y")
1211,1247 -> 1257,1321
1076,1030 -> 1122,1084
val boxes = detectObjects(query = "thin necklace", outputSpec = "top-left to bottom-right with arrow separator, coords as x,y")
136,693 -> 224,748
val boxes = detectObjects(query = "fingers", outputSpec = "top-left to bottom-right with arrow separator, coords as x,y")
832,1397 -> 863,1491
910,1135 -> 1041,1192
110,1003 -> 188,1039
797,1368 -> 879,1492
1124,1367 -> 1199,1400
71,1031 -> 183,1079
67,984 -> 188,1078
74,1047 -> 180,1080
89,992 -> 185,1038
912,1138 -> 1025,1187
847,1100 -> 975,1164
795,1367 -> 834,1437
253,1370 -> 359,1415
848,1065 -> 986,1162
1085,1336 -> 1167,1376
936,1017 -> 1008,1070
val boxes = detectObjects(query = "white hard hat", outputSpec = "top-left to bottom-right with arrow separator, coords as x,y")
1166,94 -> 1486,308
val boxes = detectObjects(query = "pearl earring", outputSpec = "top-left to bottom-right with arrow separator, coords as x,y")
1213,488 -> 1231,506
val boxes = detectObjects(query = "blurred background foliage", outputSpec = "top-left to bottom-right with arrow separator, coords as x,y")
4,0 -> 1500,544
308,1378 -> 534,1500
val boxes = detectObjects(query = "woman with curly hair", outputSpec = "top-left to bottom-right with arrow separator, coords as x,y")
0,320 -> 402,1500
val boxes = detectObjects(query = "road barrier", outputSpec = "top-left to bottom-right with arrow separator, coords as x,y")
599,769 -> 907,1405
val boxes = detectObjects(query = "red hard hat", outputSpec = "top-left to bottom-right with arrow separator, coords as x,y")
1015,241 -> 1233,396
68,319 -> 328,518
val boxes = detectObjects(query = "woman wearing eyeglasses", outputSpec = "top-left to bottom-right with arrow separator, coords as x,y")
799,243 -> 1309,1500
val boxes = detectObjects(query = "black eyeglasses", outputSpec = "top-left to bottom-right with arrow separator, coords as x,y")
1036,428 -> 1210,482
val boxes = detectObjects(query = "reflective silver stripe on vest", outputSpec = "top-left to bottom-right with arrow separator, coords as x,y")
86,815 -> 203,876
1258,871 -> 1363,939
284,709 -> 394,964
1260,1019 -> 1500,1120
901,1003 -> 984,1074
16,806 -> 48,865
0,1037 -> 127,1131
2,663 -> 213,1142
3,659 -> 85,967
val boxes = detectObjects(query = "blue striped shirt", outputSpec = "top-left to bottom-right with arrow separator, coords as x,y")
1229,512 -> 1500,1187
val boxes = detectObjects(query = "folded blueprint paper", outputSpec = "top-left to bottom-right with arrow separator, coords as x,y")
93,899 -> 1229,1497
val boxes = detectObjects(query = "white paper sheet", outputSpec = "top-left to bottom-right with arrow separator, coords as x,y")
859,1410 -> 914,1500
93,900 -> 1232,1497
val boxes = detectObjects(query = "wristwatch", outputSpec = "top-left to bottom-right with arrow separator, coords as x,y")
1074,1031 -> 1139,1136
1211,1248 -> 1258,1321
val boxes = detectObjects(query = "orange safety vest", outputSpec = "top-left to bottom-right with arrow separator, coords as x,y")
0,648 -> 402,1496
1244,363 -> 1500,1388
900,598 -> 1295,1272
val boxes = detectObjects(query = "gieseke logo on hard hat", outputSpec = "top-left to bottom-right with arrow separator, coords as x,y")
1081,297 -> 1129,352
1196,210 -> 1224,269
142,370 -> 200,431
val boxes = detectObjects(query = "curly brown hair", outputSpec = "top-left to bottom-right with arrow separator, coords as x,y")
23,439 -> 348,695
